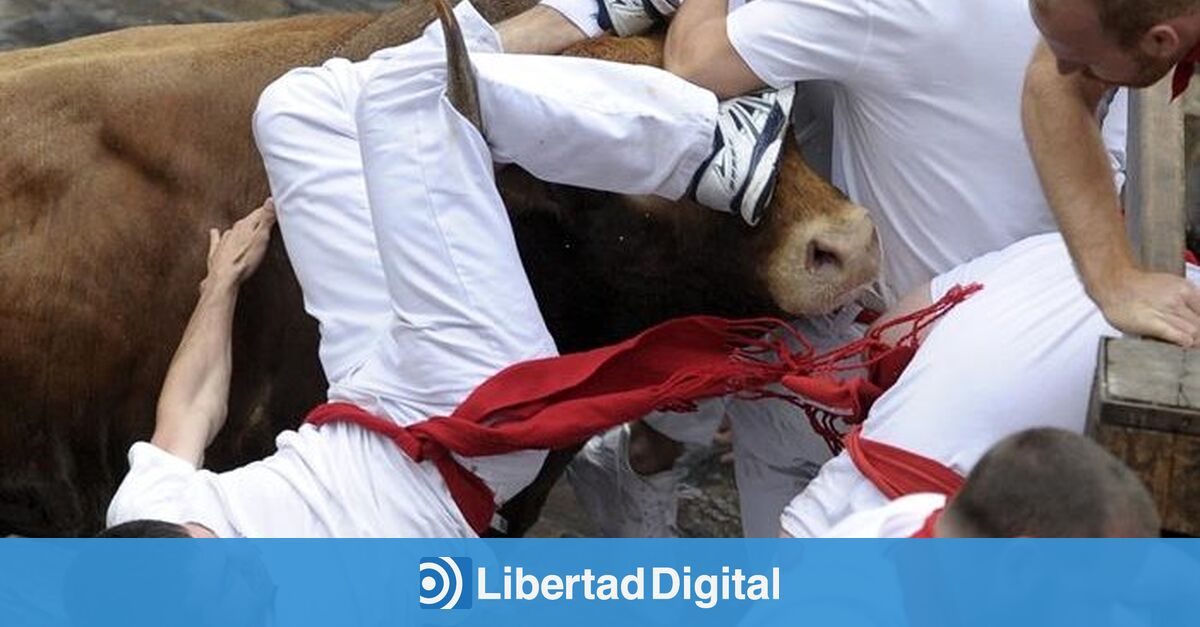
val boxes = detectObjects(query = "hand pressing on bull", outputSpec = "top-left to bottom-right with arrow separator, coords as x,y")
152,201 -> 276,468
204,200 -> 277,291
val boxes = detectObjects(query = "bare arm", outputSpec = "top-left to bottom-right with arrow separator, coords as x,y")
663,0 -> 765,98
869,282 -> 937,346
151,202 -> 276,466
497,5 -> 589,55
1022,41 -> 1200,346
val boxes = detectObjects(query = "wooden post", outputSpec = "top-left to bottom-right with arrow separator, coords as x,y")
1087,338 -> 1200,535
1089,76 -> 1199,535
1125,76 -> 1186,274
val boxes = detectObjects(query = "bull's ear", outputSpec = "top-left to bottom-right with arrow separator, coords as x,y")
431,0 -> 483,132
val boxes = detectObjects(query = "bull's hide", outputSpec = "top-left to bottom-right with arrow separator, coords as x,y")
0,0 -> 869,536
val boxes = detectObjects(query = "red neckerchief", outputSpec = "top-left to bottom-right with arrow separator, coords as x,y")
1171,41 -> 1200,99
909,508 -> 943,538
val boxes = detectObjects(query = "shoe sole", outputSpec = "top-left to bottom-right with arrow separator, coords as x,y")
732,100 -> 790,225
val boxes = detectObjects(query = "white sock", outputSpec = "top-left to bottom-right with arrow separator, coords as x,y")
540,0 -> 604,37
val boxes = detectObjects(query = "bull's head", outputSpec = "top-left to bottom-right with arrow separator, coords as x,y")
755,143 -> 879,315
614,145 -> 879,318
339,0 -> 881,319
558,36 -> 880,318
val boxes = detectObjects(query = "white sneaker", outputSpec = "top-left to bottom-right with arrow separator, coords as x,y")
689,85 -> 796,226
598,0 -> 681,36
566,425 -> 684,537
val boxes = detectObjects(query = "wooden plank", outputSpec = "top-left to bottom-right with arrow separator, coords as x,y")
1097,337 -> 1200,435
1097,427 -> 1175,499
1089,338 -> 1200,535
1184,347 -> 1200,407
1185,111 -> 1200,241
1127,76 -> 1187,275
1166,434 -> 1200,533
1106,337 -> 1184,406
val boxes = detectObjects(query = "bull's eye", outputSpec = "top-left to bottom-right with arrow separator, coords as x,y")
807,241 -> 843,272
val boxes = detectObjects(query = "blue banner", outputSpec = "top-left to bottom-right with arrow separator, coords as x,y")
2,539 -> 1198,626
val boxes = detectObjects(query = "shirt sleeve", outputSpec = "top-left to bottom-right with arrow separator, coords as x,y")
106,442 -> 199,527
726,0 -> 875,89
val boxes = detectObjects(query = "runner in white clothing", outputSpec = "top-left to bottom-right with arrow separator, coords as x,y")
820,429 -> 1159,538
600,0 -> 1129,300
101,1 -> 783,538
784,233 -> 1199,537
549,0 -> 1132,538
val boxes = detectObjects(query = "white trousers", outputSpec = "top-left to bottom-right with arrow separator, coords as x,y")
253,1 -> 717,505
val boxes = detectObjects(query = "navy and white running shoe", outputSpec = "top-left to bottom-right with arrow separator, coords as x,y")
689,85 -> 796,226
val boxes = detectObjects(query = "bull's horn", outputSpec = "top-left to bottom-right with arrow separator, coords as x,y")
432,0 -> 483,132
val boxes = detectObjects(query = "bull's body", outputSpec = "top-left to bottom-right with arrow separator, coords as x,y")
0,1 -> 870,536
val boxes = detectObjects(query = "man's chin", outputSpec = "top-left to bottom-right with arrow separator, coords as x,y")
1082,65 -> 1172,89
1128,64 -> 1180,89
1123,73 -> 1171,89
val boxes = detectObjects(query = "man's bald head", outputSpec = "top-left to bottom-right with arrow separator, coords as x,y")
941,428 -> 1160,538
1036,0 -> 1200,45
1031,0 -> 1200,86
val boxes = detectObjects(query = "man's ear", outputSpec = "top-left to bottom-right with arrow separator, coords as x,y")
1140,24 -> 1183,60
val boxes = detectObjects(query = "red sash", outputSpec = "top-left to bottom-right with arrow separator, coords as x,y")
307,286 -> 982,534
908,508 -> 943,538
844,427 -> 965,501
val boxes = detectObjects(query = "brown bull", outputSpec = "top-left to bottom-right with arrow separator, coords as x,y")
0,0 -> 877,537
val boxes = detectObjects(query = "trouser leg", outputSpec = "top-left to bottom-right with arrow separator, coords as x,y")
735,312 -> 868,536
731,392 -> 831,537
566,401 -> 726,538
297,0 -> 721,505
471,53 -> 717,199
253,59 -> 392,385
341,8 -> 550,505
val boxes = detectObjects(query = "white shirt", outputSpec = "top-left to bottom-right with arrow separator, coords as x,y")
821,493 -> 946,538
782,234 -> 1199,537
727,0 -> 1128,300
107,422 -> 473,538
